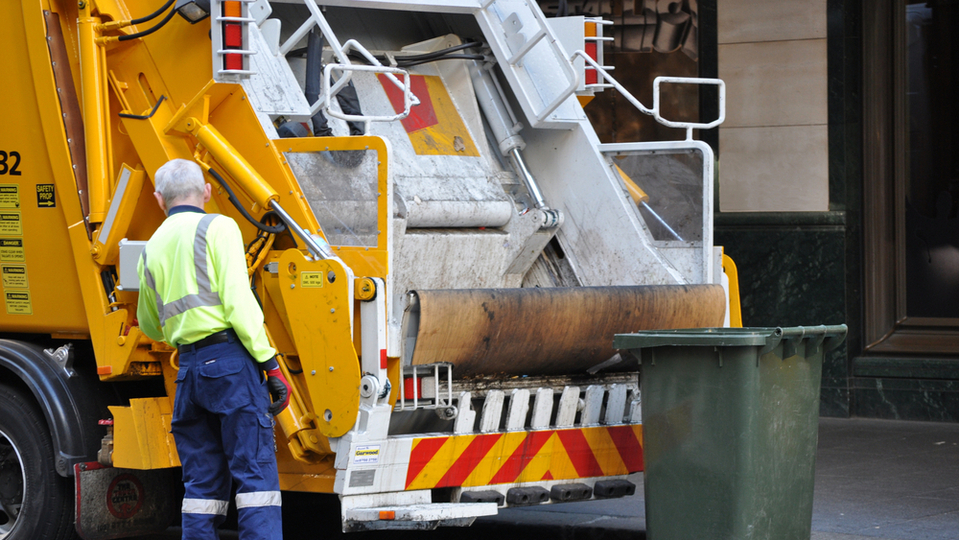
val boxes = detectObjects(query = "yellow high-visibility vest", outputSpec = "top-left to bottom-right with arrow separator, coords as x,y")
137,207 -> 275,362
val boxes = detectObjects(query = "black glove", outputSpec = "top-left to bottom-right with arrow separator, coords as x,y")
266,367 -> 290,416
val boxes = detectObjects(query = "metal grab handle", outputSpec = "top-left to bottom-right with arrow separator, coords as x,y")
321,63 -> 415,127
571,51 -> 726,140
653,76 -> 726,132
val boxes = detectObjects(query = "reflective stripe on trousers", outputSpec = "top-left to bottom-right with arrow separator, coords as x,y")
141,213 -> 222,325
182,498 -> 229,516
181,491 -> 280,514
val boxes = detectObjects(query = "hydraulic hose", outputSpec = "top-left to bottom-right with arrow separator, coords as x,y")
131,0 -> 176,25
207,168 -> 287,234
118,4 -> 177,42
395,54 -> 485,68
392,41 -> 482,62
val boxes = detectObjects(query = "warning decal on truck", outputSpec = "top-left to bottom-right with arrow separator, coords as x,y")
5,291 -> 31,315
0,213 -> 21,236
0,185 -> 19,209
0,239 -> 24,262
36,184 -> 55,208
301,272 -> 324,288
1,265 -> 27,288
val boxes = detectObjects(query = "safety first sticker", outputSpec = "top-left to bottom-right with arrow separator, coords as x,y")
5,291 -> 31,315
354,445 -> 380,465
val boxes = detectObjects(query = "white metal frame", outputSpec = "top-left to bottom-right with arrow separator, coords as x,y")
474,0 -> 581,127
599,140 -> 716,284
396,364 -> 454,414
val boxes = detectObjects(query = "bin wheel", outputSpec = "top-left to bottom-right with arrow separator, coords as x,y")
0,384 -> 77,540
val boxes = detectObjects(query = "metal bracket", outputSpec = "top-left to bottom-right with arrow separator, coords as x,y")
44,344 -> 76,378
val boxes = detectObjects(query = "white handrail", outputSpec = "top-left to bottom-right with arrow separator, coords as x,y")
322,63 -> 414,128
570,50 -> 725,140
276,0 -> 420,126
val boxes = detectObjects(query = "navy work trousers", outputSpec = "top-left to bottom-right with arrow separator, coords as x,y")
171,335 -> 282,540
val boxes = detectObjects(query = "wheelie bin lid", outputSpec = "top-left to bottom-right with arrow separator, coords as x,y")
613,325 -> 847,353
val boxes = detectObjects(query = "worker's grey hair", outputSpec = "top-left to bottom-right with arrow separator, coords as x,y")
154,159 -> 205,206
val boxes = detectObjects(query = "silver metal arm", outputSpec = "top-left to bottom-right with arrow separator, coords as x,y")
269,200 -> 337,260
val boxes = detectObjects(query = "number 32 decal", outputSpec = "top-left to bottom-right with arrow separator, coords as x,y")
0,151 -> 22,176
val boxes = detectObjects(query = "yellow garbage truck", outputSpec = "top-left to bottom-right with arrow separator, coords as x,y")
0,0 -> 731,538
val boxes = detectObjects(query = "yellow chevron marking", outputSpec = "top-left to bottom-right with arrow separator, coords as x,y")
462,431 -> 527,487
584,425 -> 627,476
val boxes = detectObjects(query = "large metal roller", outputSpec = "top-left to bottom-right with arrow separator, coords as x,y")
402,285 -> 727,377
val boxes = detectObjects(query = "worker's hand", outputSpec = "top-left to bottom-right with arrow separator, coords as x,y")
265,368 -> 291,416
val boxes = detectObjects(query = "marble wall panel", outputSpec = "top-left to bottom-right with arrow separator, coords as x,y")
718,0 -> 828,44
719,39 -> 829,128
719,125 -> 829,212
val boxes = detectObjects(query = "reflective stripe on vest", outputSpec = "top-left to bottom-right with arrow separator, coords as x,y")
182,497 -> 229,515
235,491 -> 282,509
141,214 -> 223,326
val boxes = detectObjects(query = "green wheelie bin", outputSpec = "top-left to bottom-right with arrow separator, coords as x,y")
613,325 -> 847,540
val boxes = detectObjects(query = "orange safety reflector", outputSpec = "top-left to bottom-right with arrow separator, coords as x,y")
584,22 -> 598,86
223,1 -> 243,71
97,366 -> 113,375
379,510 -> 395,520
585,41 -> 598,85
223,1 -> 240,16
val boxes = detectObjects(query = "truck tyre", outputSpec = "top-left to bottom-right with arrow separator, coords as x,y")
0,384 -> 76,540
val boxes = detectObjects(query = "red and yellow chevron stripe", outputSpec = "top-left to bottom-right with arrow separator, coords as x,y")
377,74 -> 480,157
405,425 -> 643,490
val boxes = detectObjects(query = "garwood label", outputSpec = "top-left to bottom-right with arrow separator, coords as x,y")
354,445 -> 380,465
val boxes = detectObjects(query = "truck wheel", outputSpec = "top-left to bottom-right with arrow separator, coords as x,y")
0,385 -> 76,540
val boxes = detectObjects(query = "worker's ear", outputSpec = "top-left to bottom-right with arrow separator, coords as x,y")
203,183 -> 212,204
153,191 -> 168,215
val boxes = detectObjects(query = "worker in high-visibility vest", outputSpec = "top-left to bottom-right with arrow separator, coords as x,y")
137,158 -> 290,540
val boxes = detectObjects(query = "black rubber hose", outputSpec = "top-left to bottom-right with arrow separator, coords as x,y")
391,41 -> 483,62
118,4 -> 177,41
396,54 -> 485,68
118,95 -> 167,119
131,0 -> 175,25
206,168 -> 287,234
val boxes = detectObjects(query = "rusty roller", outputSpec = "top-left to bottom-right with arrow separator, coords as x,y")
402,285 -> 726,377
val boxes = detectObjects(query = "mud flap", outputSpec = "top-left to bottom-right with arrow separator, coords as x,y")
74,462 -> 178,540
